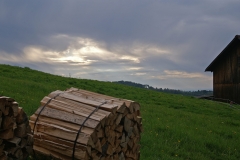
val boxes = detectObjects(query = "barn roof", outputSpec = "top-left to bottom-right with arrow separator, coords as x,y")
205,35 -> 240,72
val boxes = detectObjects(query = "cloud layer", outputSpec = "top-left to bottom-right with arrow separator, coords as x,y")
1,0 -> 239,90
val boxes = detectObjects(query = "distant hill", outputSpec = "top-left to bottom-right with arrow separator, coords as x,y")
113,80 -> 213,96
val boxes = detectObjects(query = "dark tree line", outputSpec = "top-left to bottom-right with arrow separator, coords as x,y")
113,81 -> 213,97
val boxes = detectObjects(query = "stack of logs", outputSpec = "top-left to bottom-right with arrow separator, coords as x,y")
0,96 -> 33,160
30,87 -> 142,160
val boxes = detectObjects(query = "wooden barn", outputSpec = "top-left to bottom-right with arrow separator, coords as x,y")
205,35 -> 240,103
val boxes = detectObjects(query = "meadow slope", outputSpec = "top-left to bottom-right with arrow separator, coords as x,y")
1,64 -> 240,160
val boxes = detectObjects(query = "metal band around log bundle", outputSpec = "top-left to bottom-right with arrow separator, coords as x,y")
72,101 -> 107,160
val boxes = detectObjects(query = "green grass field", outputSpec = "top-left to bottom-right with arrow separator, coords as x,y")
1,64 -> 240,160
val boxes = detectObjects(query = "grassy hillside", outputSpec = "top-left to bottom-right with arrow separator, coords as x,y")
1,64 -> 240,160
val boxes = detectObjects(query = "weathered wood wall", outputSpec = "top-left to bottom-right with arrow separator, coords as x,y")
213,42 -> 240,103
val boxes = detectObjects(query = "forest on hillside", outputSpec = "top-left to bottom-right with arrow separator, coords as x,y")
114,80 -> 213,97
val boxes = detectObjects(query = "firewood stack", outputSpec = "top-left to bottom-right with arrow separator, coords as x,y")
30,87 -> 142,160
0,96 -> 33,160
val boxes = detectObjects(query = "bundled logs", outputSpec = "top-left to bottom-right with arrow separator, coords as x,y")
30,87 -> 142,160
0,96 -> 33,160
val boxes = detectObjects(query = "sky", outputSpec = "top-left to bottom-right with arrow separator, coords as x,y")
0,0 -> 240,90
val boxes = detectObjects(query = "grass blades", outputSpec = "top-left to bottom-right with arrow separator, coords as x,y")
1,64 -> 240,160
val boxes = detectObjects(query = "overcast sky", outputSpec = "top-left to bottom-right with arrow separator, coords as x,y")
1,0 -> 240,90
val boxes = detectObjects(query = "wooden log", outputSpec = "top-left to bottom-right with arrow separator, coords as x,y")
120,142 -> 127,148
115,125 -> 123,133
119,152 -> 125,160
0,142 -> 5,154
34,133 -> 90,153
0,98 -> 7,113
19,138 -> 27,148
34,145 -> 73,160
49,96 -> 111,116
2,106 -> 10,116
126,114 -> 134,121
14,122 -> 28,138
0,153 -> 7,160
67,88 -> 133,106
127,139 -> 133,149
94,139 -> 102,153
0,96 -> 32,160
2,116 -> 14,130
115,145 -> 121,153
115,139 -> 121,149
115,114 -> 123,125
25,146 -> 33,155
97,129 -> 104,138
107,134 -> 115,147
121,132 -> 126,144
41,96 -> 110,121
91,131 -> 98,144
11,102 -> 19,117
30,114 -> 94,135
115,132 -> 122,140
136,116 -> 142,124
0,128 -> 14,140
91,150 -> 99,160
0,115 -> 2,129
106,144 -> 114,155
49,91 -> 118,113
124,117 -> 131,133
5,146 -> 23,159
6,137 -> 21,146
16,107 -> 28,124
133,124 -> 140,136
34,138 -> 89,159
100,138 -> 107,148
13,148 -> 23,160
34,106 -> 100,129
113,153 -> 119,160
26,134 -> 33,146
68,88 -> 136,115
29,121 -> 93,146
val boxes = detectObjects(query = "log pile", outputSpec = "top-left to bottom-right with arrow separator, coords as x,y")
0,96 -> 33,160
30,87 -> 142,160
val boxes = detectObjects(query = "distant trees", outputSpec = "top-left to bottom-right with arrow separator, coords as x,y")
113,81 -> 213,96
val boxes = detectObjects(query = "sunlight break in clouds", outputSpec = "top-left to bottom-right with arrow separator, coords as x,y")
20,34 -> 174,69
126,67 -> 143,71
22,35 -> 150,66
52,34 -> 143,64
120,56 -> 140,63
131,72 -> 147,76
23,46 -> 93,65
